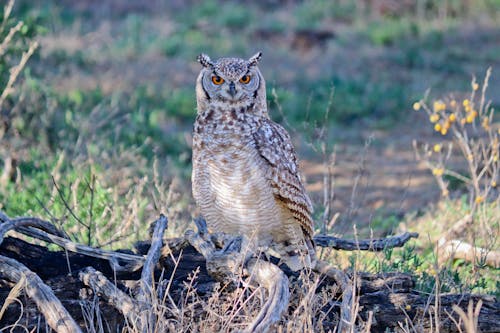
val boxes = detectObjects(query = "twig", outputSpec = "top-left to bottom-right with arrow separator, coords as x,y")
51,176 -> 89,236
313,232 -> 419,251
0,255 -> 82,333
79,267 -> 140,324
0,21 -> 22,57
0,40 -> 38,109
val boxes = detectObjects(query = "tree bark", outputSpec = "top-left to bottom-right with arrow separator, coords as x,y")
0,235 -> 498,332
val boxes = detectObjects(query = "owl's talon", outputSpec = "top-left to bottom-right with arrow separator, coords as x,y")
193,216 -> 209,236
222,235 -> 242,254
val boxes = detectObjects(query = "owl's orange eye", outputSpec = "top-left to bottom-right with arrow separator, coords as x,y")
211,75 -> 224,85
239,75 -> 251,84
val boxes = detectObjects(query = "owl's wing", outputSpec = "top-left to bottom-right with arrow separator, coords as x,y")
253,119 -> 314,237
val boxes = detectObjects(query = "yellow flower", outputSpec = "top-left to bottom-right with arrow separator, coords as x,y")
443,121 -> 451,130
450,100 -> 457,108
466,115 -> 474,123
405,304 -> 411,311
471,110 -> 478,118
434,123 -> 442,132
433,144 -> 442,152
463,99 -> 470,107
449,114 -> 456,122
433,100 -> 446,112
432,168 -> 444,176
442,189 -> 449,197
472,83 -> 479,91
475,196 -> 484,204
493,154 -> 498,162
413,102 -> 421,111
491,181 -> 497,188
467,154 -> 474,161
465,104 -> 472,112
429,114 -> 440,123
460,118 -> 466,125
440,128 -> 448,135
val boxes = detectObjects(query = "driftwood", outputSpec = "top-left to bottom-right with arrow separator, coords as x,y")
437,214 -> 500,268
314,232 -> 419,251
0,255 -> 82,333
0,211 -> 498,332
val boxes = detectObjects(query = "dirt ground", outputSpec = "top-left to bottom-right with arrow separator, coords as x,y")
301,116 -> 441,236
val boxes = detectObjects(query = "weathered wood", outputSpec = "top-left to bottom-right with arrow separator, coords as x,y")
313,232 -> 419,251
358,290 -> 498,332
243,258 -> 290,333
137,214 -> 168,332
139,214 -> 168,299
185,224 -> 288,333
0,255 -> 82,333
0,211 -> 145,273
0,211 -> 69,243
438,239 -> 500,268
79,267 -> 140,324
436,214 -> 499,268
1,235 -> 499,332
0,213 -> 498,333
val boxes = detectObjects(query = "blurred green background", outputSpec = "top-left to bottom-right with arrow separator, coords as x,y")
1,0 -> 499,245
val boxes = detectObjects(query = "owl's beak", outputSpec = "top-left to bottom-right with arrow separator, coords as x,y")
228,82 -> 237,97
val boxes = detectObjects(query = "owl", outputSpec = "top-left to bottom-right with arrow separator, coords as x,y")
192,52 -> 315,271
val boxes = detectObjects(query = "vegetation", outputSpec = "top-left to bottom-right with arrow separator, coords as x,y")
0,0 -> 499,331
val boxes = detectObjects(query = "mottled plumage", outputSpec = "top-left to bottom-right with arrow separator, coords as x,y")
192,52 -> 315,270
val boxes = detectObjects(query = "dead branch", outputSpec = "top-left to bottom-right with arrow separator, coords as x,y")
79,266 -> 140,324
137,214 -> 168,329
0,211 -> 144,272
0,211 -> 69,242
0,254 -> 82,333
313,231 -> 419,251
437,214 -> 499,268
139,214 -> 168,300
438,240 -> 500,268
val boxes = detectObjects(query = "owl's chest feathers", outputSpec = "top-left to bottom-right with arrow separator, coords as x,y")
194,106 -> 260,147
193,107 -> 284,233
194,112 -> 262,177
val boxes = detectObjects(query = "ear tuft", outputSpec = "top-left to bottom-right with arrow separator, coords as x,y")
197,54 -> 214,68
248,51 -> 262,67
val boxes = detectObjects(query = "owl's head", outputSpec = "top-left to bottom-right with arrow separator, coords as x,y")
195,52 -> 267,115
